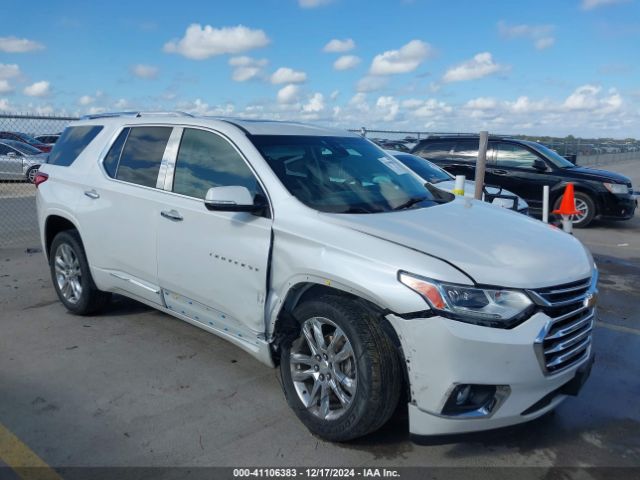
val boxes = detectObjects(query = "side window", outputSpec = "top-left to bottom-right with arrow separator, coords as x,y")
451,140 -> 479,163
496,143 -> 540,169
173,128 -> 258,199
0,145 -> 10,155
414,141 -> 456,160
103,128 -> 129,178
116,127 -> 172,188
48,126 -> 104,166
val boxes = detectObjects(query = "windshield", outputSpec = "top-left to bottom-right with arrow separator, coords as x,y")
252,135 -> 443,213
530,143 -> 575,168
16,133 -> 43,145
391,153 -> 452,184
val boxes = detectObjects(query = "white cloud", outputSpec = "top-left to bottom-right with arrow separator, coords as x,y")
369,40 -> 434,75
176,98 -> 235,116
323,38 -> 355,53
375,96 -> 400,122
0,80 -> 13,94
163,24 -> 270,60
0,36 -> 44,53
581,0 -> 629,9
0,98 -> 10,111
114,98 -> 129,109
0,64 -> 20,79
401,98 -> 424,109
131,64 -> 159,79
442,52 -> 506,82
498,21 -> 556,50
23,81 -> 50,97
229,56 -> 268,82
506,96 -> 549,113
535,37 -> 556,50
78,95 -> 94,106
333,55 -> 361,71
303,93 -> 325,113
356,76 -> 389,93
299,0 -> 333,8
465,97 -> 498,110
277,84 -> 300,104
271,67 -> 307,84
563,84 -> 622,113
330,90 -> 340,100
411,99 -> 452,118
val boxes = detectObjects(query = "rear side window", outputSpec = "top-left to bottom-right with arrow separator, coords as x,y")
48,126 -> 103,166
115,127 -> 172,188
414,141 -> 456,159
102,128 -> 130,178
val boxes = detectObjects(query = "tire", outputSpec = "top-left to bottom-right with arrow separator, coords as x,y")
26,165 -> 39,184
553,191 -> 596,228
49,230 -> 111,315
279,295 -> 402,441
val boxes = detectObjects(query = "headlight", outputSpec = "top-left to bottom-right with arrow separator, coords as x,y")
398,272 -> 534,328
603,182 -> 628,195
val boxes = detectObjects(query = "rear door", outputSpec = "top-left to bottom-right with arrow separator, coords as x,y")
76,125 -> 177,305
486,142 -> 549,210
414,139 -> 478,179
0,144 -> 22,179
156,127 -> 272,336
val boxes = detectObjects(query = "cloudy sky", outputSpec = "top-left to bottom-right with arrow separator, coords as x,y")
1,0 -> 639,137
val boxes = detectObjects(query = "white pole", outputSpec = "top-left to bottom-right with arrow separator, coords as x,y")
453,175 -> 466,196
542,185 -> 550,223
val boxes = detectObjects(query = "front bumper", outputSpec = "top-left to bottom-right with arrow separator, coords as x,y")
597,192 -> 636,220
386,310 -> 593,436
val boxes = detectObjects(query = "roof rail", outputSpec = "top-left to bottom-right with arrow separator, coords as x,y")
80,111 -> 195,120
422,133 -> 511,139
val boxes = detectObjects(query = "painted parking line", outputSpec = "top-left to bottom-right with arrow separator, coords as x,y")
596,321 -> 640,336
0,423 -> 61,480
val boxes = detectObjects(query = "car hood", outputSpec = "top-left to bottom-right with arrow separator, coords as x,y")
563,165 -> 631,185
435,179 -> 528,211
323,198 -> 592,289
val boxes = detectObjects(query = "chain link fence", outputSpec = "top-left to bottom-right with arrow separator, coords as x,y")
0,113 -> 78,248
0,113 -> 638,249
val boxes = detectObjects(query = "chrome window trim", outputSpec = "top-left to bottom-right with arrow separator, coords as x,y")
157,127 -> 183,190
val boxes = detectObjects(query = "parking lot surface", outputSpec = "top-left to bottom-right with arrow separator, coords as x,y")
0,160 -> 638,470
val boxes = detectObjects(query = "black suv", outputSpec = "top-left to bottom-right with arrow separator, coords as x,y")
411,136 -> 636,227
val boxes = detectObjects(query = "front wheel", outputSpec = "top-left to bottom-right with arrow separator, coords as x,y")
279,295 -> 402,441
553,191 -> 596,228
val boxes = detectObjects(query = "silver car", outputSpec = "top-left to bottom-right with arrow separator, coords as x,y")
0,140 -> 47,183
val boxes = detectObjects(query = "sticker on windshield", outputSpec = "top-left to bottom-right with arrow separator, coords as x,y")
378,156 -> 408,175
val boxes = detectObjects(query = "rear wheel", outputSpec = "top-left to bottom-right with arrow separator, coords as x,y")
553,191 -> 595,228
279,295 -> 401,441
50,230 -> 111,315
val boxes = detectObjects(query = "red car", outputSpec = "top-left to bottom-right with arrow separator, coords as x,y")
0,131 -> 52,153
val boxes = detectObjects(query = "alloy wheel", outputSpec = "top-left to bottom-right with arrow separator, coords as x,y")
289,317 -> 357,420
570,198 -> 589,223
54,243 -> 82,304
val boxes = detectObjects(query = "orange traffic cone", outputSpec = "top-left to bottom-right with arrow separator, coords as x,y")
553,183 -> 580,216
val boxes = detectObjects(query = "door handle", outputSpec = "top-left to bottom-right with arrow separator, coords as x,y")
491,169 -> 509,175
84,189 -> 100,199
160,209 -> 183,221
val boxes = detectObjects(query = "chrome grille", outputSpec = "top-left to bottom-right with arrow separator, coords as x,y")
529,274 -> 597,375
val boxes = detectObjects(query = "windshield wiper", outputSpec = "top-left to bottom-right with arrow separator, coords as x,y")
393,196 -> 429,211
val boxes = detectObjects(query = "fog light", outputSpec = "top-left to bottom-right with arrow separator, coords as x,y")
441,384 -> 510,418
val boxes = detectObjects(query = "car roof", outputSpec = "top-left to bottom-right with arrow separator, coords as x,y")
72,112 -> 357,137
0,139 -> 33,148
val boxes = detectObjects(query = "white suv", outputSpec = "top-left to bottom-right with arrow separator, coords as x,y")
36,112 -> 597,441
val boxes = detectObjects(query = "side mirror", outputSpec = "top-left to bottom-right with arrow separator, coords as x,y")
532,159 -> 547,171
204,186 -> 262,213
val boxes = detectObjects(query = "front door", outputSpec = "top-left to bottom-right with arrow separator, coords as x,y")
156,127 -> 272,337
486,142 -> 549,211
0,145 -> 22,179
